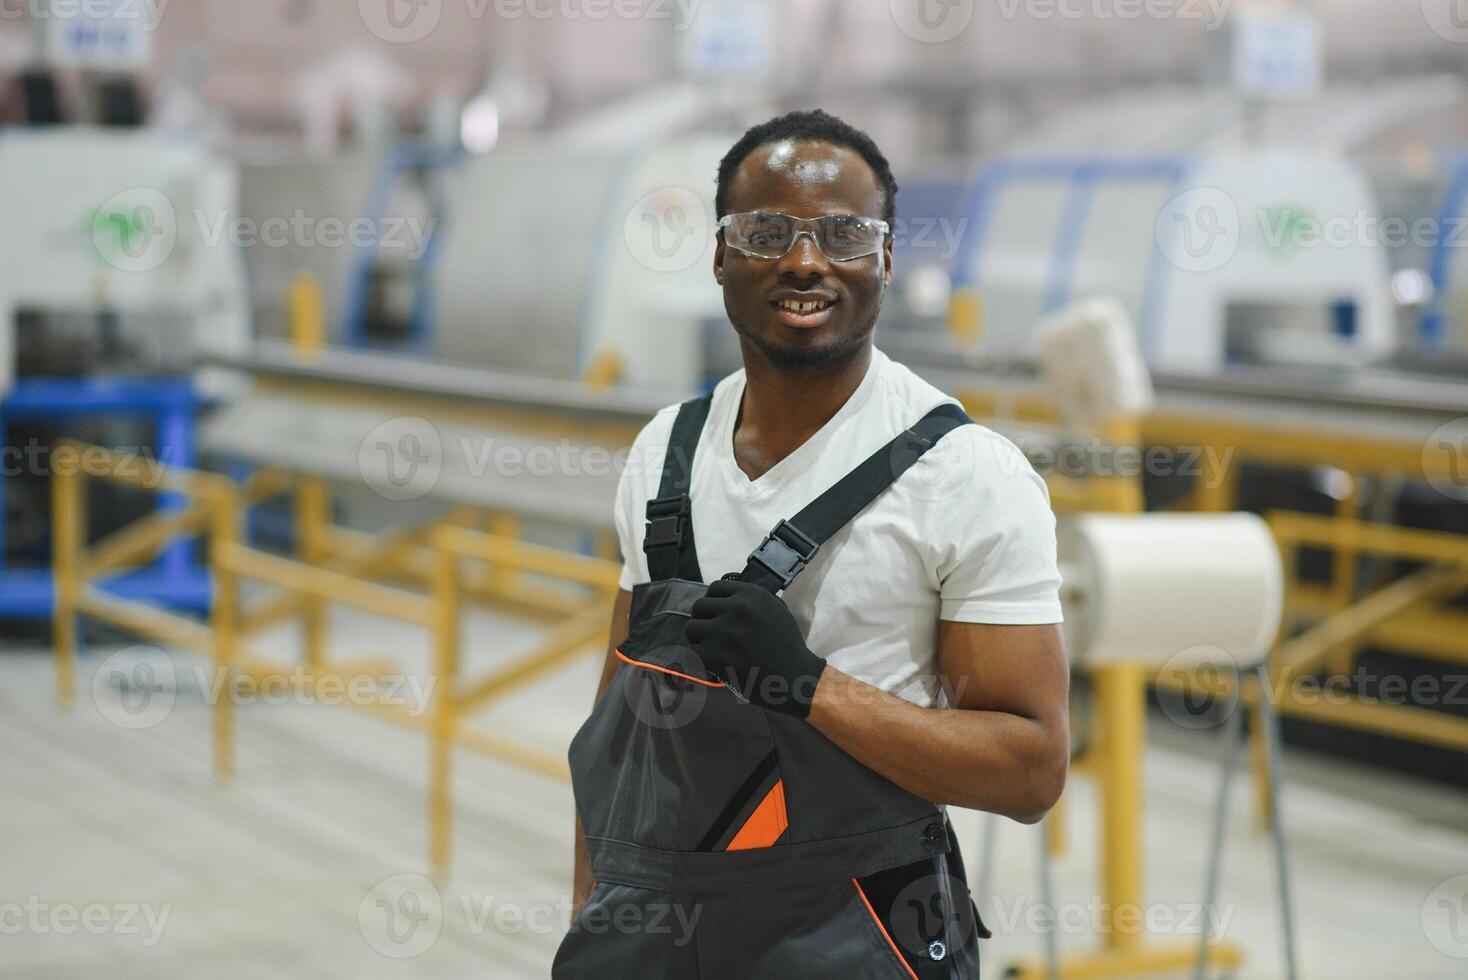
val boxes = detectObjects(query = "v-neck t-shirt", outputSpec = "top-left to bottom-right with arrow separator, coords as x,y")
613,347 -> 1063,707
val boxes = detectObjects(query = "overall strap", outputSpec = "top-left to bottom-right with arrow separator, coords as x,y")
643,393 -> 714,582
737,402 -> 973,593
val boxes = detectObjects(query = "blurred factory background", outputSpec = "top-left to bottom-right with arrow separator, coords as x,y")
4,1 -> 1468,977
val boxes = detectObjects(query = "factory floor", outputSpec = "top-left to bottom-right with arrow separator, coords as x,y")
3,605 -> 1466,980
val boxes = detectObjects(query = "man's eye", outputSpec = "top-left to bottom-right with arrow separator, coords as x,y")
744,217 -> 788,245
825,218 -> 864,244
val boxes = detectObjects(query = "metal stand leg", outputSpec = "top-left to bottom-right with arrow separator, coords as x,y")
1193,664 -> 1298,980
1256,663 -> 1300,980
1193,690 -> 1245,980
1037,818 -> 1061,980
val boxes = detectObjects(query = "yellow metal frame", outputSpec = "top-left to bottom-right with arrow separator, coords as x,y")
51,441 -> 620,882
967,382 -> 1468,761
1262,513 -> 1468,749
1141,413 -> 1468,823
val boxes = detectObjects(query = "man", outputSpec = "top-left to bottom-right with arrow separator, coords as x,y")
555,109 -> 1069,979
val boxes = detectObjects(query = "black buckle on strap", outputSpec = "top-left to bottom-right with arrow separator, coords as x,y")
643,494 -> 690,554
749,520 -> 820,590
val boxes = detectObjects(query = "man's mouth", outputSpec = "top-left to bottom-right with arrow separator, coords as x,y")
771,296 -> 837,329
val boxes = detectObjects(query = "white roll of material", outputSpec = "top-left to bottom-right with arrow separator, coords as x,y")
1058,513 -> 1283,669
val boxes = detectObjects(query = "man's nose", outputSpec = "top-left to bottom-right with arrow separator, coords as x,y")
775,231 -> 829,277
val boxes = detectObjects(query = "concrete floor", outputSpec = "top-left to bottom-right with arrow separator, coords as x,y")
3,605 -> 1468,979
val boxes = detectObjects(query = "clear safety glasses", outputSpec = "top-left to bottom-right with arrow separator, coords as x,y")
717,211 -> 890,263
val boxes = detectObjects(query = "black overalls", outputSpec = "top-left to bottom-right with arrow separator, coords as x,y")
555,395 -> 991,979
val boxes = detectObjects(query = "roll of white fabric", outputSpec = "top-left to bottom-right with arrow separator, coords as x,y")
1058,513 -> 1283,669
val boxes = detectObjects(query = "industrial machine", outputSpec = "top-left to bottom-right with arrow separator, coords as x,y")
0,128 -> 249,617
0,129 -> 249,395
431,136 -> 734,387
231,136 -> 734,389
940,150 -> 1395,372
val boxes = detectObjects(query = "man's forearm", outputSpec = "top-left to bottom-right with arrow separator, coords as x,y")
806,667 -> 1067,823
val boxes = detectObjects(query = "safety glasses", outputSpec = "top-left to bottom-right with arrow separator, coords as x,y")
717,211 -> 890,263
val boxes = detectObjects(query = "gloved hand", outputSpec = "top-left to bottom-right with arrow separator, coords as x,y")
685,578 -> 828,718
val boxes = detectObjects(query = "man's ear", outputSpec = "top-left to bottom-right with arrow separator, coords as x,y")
713,236 -> 725,284
882,235 -> 895,287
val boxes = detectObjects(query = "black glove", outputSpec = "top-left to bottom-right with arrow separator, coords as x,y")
685,577 -> 828,718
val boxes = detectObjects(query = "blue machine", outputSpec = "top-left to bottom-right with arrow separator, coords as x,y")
0,377 -> 210,619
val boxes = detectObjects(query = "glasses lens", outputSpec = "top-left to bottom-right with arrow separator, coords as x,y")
723,212 -> 884,261
816,215 -> 883,260
727,212 -> 794,258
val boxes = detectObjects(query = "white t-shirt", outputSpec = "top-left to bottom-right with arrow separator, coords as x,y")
614,347 -> 1062,708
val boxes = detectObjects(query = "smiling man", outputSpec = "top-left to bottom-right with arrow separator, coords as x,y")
555,110 -> 1069,979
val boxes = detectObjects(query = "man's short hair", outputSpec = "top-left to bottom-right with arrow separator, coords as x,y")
715,109 -> 899,226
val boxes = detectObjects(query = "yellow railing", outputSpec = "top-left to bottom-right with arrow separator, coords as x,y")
1150,511 -> 1468,825
1265,512 -> 1468,741
1138,404 -> 1468,850
51,442 -> 619,881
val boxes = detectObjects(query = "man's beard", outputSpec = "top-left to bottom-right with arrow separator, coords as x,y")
736,310 -> 879,373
